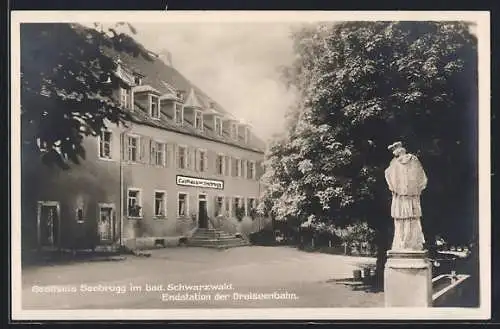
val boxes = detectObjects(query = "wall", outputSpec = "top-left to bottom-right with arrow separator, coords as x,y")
118,121 -> 264,239
21,132 -> 121,250
21,117 -> 265,249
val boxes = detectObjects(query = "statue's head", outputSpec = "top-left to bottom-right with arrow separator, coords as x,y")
388,141 -> 406,157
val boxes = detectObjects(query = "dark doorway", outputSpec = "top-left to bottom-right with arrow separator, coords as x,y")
98,204 -> 115,244
198,196 -> 208,229
37,202 -> 60,248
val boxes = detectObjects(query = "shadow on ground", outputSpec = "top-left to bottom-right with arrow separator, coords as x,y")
21,249 -> 128,268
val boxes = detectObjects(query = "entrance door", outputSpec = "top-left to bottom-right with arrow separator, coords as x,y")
37,202 -> 60,248
198,195 -> 208,229
98,204 -> 115,243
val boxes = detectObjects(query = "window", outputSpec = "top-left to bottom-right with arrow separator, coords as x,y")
99,130 -> 112,159
247,161 -> 256,179
175,103 -> 183,125
127,189 -> 142,218
127,136 -> 139,162
151,141 -> 166,166
241,160 -> 246,178
236,159 -> 243,177
120,87 -> 131,108
248,198 -> 257,218
177,146 -> 187,169
215,196 -> 224,217
216,154 -> 224,175
195,111 -> 203,130
224,197 -> 231,215
233,197 -> 244,219
154,191 -> 166,217
76,208 -> 84,223
198,149 -> 206,172
150,95 -> 160,119
224,156 -> 231,176
178,193 -> 188,217
135,76 -> 142,85
232,197 -> 240,217
230,123 -> 237,139
214,117 -> 223,136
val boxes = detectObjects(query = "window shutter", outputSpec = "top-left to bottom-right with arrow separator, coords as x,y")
122,134 -> 129,161
194,149 -> 199,172
149,140 -> 155,165
225,156 -> 230,176
174,144 -> 179,168
163,143 -> 167,167
186,147 -> 192,170
139,136 -> 147,163
191,147 -> 196,171
214,154 -> 219,175
165,143 -> 172,167
213,195 -> 218,217
203,151 -> 208,173
256,161 -> 264,180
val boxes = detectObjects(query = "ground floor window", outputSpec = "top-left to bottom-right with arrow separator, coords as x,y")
154,191 -> 167,217
233,197 -> 244,220
224,197 -> 231,216
178,192 -> 189,217
247,198 -> 257,218
214,196 -> 224,216
127,188 -> 142,218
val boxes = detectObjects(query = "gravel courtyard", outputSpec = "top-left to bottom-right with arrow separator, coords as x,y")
21,246 -> 383,309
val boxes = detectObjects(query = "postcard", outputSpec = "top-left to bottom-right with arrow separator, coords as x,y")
10,10 -> 491,320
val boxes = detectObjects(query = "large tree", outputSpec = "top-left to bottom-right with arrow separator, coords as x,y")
260,21 -> 478,284
21,22 -> 150,169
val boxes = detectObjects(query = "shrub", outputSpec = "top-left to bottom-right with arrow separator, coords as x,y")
249,229 -> 277,246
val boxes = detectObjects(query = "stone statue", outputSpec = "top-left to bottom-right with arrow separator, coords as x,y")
384,141 -> 428,251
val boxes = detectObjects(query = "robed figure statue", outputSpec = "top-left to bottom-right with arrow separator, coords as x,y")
384,141 -> 428,251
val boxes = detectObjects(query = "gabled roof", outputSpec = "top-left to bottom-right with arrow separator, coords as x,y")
183,88 -> 204,109
90,29 -> 265,153
85,27 -> 266,153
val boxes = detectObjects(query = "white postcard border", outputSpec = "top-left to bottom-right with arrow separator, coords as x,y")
10,10 -> 491,320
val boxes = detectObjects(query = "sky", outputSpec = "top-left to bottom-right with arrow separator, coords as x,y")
109,23 -> 300,142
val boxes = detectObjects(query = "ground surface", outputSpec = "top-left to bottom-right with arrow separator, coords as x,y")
21,246 -> 382,309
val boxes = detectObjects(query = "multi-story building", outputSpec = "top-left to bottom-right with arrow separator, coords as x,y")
21,35 -> 266,250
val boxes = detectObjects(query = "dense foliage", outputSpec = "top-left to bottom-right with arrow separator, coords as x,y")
21,22 -> 150,169
259,21 -> 478,278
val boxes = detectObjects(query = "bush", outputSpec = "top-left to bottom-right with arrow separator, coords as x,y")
249,229 -> 277,246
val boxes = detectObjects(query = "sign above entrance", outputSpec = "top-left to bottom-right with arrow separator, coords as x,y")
176,175 -> 224,190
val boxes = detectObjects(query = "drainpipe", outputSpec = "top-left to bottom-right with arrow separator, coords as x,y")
119,131 -> 124,246
119,126 -> 132,246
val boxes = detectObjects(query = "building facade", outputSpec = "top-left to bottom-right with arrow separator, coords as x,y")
21,35 -> 266,250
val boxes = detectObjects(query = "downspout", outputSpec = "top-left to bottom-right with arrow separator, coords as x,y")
119,131 -> 124,246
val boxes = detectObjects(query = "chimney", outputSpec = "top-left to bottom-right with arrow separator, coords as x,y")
158,50 -> 173,67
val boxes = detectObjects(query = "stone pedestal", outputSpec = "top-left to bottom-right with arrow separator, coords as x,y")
384,250 -> 432,307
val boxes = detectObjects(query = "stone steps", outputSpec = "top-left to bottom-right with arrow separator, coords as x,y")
188,228 -> 249,249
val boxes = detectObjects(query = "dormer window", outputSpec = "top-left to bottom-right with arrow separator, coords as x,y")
195,110 -> 203,130
230,123 -> 238,140
134,76 -> 142,85
150,95 -> 160,119
214,117 -> 223,136
175,103 -> 183,125
120,87 -> 132,109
